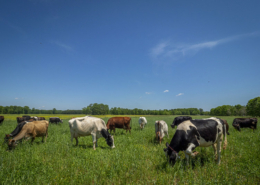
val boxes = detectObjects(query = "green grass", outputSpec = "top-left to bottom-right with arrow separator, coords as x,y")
0,115 -> 259,184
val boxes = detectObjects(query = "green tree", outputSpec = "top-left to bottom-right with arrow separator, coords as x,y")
246,97 -> 260,117
53,108 -> 57,114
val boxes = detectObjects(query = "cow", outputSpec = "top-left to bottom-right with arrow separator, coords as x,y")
31,116 -> 38,121
232,118 -> 257,131
17,117 -> 25,123
68,116 -> 115,150
7,120 -> 49,150
171,116 -> 192,129
0,116 -> 4,125
155,120 -> 169,144
138,117 -> 147,130
22,115 -> 31,121
38,117 -> 45,120
49,117 -> 63,124
106,117 -> 131,134
4,121 -> 28,144
163,117 -> 227,166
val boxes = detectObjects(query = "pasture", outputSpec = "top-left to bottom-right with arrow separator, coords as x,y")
0,115 -> 259,184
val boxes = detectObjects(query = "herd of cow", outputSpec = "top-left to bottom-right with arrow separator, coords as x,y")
0,115 -> 257,166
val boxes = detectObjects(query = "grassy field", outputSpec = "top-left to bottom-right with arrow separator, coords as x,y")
0,115 -> 259,184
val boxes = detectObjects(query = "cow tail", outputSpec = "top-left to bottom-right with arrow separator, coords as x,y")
223,122 -> 227,150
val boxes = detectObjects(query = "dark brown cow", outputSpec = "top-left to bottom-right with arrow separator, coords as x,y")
0,116 -> 4,125
232,118 -> 257,131
106,117 -> 131,134
16,117 -> 25,124
38,117 -> 45,120
219,119 -> 230,135
22,116 -> 31,121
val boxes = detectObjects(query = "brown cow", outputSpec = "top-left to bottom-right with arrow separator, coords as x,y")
8,120 -> 49,150
106,117 -> 131,134
38,117 -> 45,120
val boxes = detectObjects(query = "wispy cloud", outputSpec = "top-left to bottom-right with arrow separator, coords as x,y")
164,90 -> 169,93
176,93 -> 184,96
15,98 -> 18,100
150,32 -> 260,61
145,92 -> 152,95
51,41 -> 73,52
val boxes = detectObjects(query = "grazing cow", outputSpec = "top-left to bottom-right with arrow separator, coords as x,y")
163,117 -> 227,166
17,117 -> 25,123
49,117 -> 63,124
106,117 -> 132,134
68,116 -> 115,150
22,116 -> 31,121
232,118 -> 257,131
0,116 -> 4,125
171,116 -> 192,129
155,120 -> 169,144
38,117 -> 45,120
8,120 -> 49,150
4,121 -> 28,144
139,117 -> 147,130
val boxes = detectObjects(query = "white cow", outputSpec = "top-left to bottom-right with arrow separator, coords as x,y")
155,120 -> 169,144
68,116 -> 115,150
138,117 -> 147,130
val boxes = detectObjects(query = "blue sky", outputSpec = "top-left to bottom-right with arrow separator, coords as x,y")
1,0 -> 260,111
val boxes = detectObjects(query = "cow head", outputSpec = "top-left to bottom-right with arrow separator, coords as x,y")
3,134 -> 11,145
8,139 -> 17,150
171,119 -> 177,129
101,129 -> 115,148
156,131 -> 161,143
233,124 -> 241,131
164,142 -> 178,166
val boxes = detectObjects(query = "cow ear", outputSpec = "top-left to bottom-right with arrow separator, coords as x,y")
166,142 -> 169,147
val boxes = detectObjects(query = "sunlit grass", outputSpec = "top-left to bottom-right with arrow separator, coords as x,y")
0,115 -> 259,184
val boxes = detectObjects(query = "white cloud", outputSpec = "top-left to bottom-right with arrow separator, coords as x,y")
176,93 -> 184,96
164,90 -> 169,93
51,41 -> 73,52
42,106 -> 45,107
150,32 -> 260,61
15,97 -> 18,99
145,92 -> 151,94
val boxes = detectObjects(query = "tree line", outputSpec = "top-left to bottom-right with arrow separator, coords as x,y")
0,97 -> 259,116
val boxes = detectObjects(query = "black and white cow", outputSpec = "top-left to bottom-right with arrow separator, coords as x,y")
164,117 -> 227,166
49,117 -> 63,124
171,116 -> 192,129
232,118 -> 257,131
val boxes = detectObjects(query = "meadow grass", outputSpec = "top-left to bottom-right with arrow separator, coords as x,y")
0,115 -> 259,184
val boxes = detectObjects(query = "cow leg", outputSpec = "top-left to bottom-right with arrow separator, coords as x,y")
75,137 -> 78,146
31,137 -> 35,144
185,143 -> 198,157
216,138 -> 221,165
92,133 -> 97,150
212,144 -> 217,160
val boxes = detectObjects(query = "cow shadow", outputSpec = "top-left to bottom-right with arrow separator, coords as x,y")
156,153 -> 211,171
73,145 -> 111,150
73,144 -> 92,149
